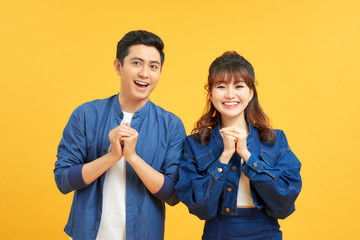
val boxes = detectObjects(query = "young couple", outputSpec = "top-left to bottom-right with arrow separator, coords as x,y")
54,30 -> 302,240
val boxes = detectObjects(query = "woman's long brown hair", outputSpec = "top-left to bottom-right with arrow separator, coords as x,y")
191,51 -> 276,145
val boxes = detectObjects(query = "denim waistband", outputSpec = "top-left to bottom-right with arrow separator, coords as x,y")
217,207 -> 269,219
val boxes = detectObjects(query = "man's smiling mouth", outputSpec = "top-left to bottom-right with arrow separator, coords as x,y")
134,80 -> 150,88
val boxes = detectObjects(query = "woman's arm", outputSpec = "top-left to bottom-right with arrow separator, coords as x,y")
241,130 -> 302,219
175,137 -> 230,220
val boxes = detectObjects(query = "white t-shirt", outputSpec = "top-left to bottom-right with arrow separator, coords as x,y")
96,111 -> 133,240
237,158 -> 255,208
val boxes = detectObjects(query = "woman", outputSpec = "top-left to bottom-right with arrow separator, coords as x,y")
176,51 -> 302,240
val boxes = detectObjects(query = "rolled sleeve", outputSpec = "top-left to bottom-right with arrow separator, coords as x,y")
153,175 -> 176,202
154,117 -> 186,204
160,117 -> 186,181
54,106 -> 88,194
67,165 -> 88,190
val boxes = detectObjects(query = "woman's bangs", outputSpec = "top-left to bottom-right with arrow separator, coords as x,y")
211,64 -> 251,87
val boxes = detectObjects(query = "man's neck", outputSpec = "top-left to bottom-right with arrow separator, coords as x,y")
118,94 -> 148,114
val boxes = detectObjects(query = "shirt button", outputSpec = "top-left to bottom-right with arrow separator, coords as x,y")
254,162 -> 258,167
227,187 -> 232,192
216,167 -> 223,173
231,166 -> 236,171
225,208 -> 230,212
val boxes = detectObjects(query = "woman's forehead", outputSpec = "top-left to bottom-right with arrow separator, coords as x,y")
213,71 -> 245,84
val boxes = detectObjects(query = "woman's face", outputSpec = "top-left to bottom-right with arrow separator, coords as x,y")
210,76 -> 253,123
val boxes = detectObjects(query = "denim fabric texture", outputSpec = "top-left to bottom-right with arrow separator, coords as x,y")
54,94 -> 186,240
175,122 -> 302,221
203,208 -> 282,240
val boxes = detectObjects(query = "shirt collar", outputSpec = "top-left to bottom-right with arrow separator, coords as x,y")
113,93 -> 151,120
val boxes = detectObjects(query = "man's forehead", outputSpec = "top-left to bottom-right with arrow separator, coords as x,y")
126,44 -> 161,62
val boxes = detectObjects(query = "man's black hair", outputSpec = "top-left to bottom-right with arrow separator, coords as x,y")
116,30 -> 165,66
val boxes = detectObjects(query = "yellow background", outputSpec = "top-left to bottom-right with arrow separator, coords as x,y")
1,0 -> 359,239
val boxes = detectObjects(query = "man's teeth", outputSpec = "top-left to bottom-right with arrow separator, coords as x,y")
223,102 -> 238,106
135,81 -> 149,86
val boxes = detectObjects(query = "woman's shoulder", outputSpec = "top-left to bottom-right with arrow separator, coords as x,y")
185,134 -> 212,152
185,134 -> 202,146
273,129 -> 289,144
262,129 -> 292,153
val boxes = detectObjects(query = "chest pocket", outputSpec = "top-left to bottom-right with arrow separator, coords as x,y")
196,150 -> 216,172
259,149 -> 277,167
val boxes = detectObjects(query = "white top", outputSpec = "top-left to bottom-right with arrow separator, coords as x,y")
96,111 -> 133,240
236,158 -> 255,208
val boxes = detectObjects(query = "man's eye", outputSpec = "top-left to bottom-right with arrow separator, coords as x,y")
151,65 -> 158,69
133,61 -> 140,66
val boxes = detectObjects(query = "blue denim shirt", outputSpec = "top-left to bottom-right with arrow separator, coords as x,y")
54,94 -> 186,240
175,122 -> 302,220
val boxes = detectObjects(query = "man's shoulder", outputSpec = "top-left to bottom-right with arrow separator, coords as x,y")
147,101 -> 185,135
73,94 -> 116,114
69,95 -> 117,121
79,94 -> 117,109
148,101 -> 182,121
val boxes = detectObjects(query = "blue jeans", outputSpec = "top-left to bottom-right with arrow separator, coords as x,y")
202,208 -> 282,240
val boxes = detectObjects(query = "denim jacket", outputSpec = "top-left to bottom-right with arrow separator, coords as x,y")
54,94 -> 186,240
175,122 -> 302,220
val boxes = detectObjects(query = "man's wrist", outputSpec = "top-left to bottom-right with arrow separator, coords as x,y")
125,153 -> 139,164
107,152 -> 123,163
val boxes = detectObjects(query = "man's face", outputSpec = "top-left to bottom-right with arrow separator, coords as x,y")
115,44 -> 161,108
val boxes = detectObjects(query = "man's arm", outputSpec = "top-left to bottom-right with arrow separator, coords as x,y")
121,124 -> 164,194
121,122 -> 185,202
82,124 -> 136,184
54,108 -> 136,194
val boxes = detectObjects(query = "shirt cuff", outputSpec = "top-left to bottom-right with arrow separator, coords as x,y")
153,175 -> 176,202
208,160 -> 229,180
241,155 -> 264,177
67,164 -> 88,190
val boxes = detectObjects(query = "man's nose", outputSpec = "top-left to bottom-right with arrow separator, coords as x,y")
139,65 -> 149,78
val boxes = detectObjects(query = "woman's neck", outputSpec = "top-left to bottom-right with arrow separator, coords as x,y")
221,116 -> 249,132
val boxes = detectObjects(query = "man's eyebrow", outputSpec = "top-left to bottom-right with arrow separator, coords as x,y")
150,60 -> 161,65
130,57 -> 160,65
130,57 -> 144,62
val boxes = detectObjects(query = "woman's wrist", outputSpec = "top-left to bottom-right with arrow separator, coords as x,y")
219,151 -> 233,164
239,150 -> 251,162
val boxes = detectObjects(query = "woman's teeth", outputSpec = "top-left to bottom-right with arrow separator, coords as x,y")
223,102 -> 238,106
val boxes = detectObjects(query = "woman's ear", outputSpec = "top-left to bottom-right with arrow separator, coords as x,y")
249,89 -> 254,103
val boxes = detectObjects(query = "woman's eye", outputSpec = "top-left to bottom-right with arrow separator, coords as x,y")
217,85 -> 225,89
236,85 -> 244,89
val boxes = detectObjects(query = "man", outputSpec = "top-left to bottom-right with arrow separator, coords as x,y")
54,30 -> 186,240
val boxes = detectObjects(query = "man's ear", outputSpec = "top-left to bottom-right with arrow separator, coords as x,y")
114,58 -> 122,76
